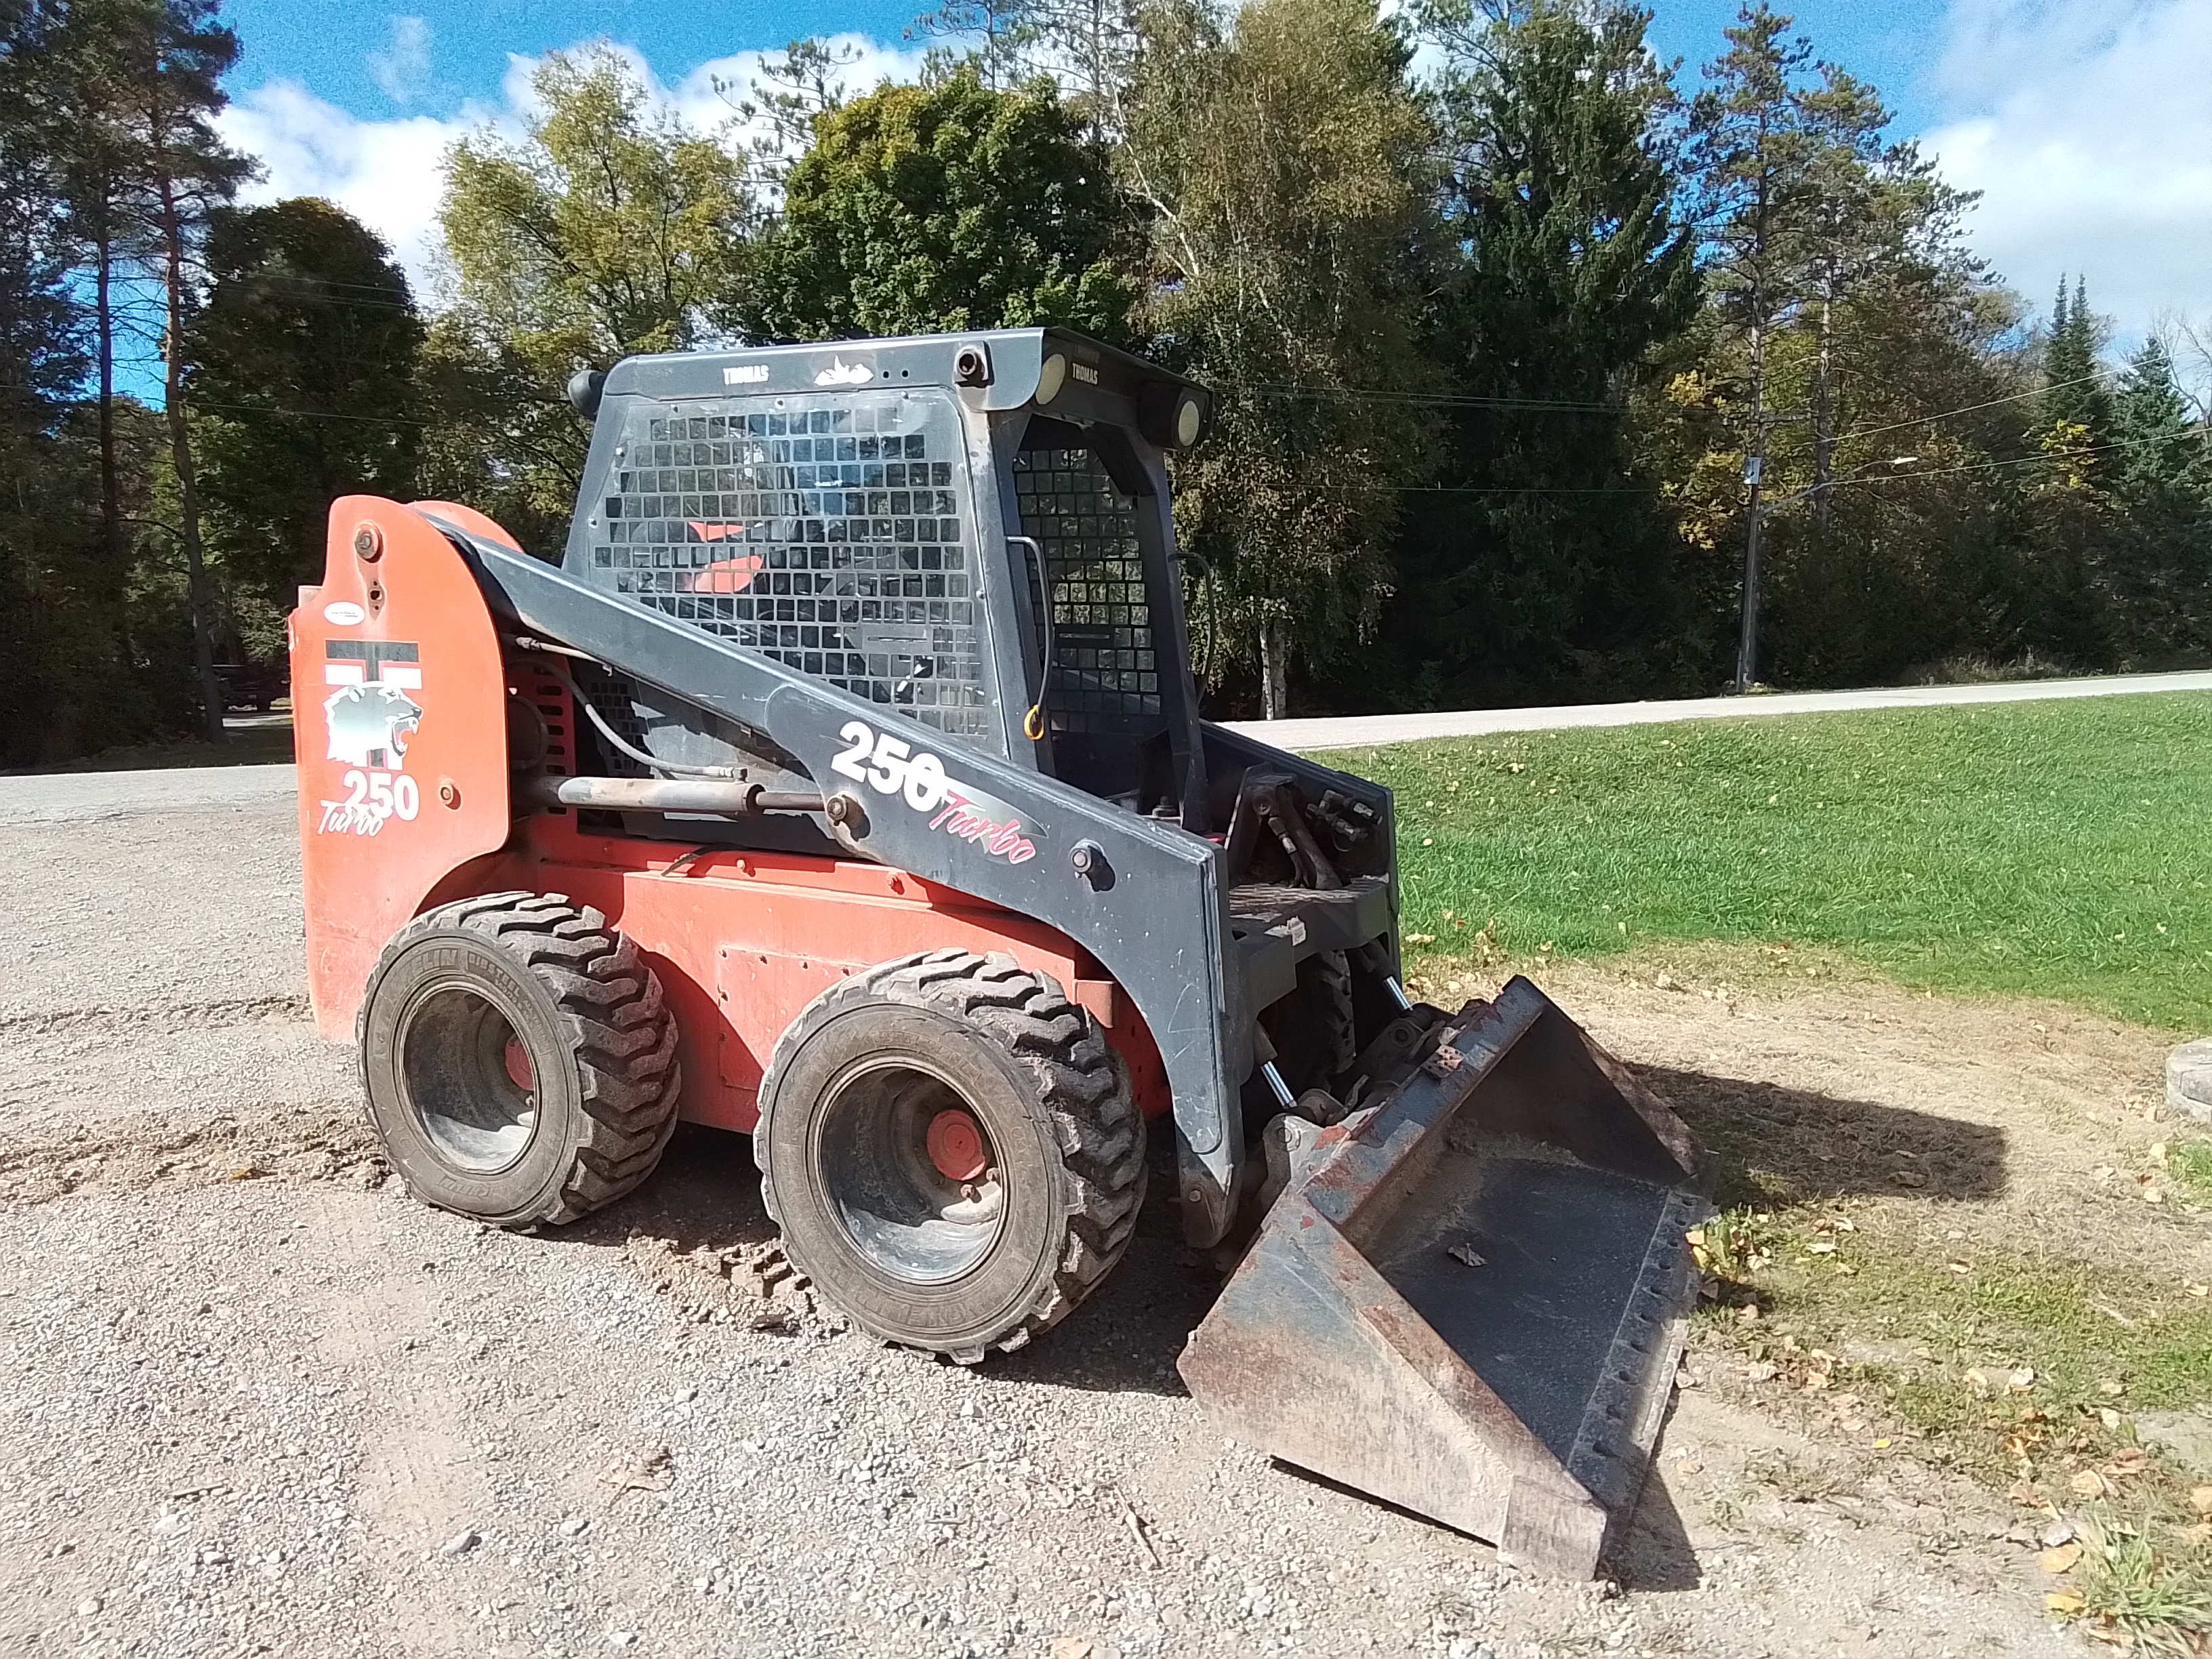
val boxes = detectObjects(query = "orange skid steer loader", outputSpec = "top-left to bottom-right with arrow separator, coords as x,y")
291,330 -> 1707,1577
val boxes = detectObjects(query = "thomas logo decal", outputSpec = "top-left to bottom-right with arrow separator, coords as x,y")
317,640 -> 424,836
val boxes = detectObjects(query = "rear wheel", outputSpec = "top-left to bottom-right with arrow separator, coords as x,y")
755,949 -> 1145,1362
358,892 -> 680,1227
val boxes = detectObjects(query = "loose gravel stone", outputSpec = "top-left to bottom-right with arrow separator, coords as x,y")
0,771 -> 2104,1658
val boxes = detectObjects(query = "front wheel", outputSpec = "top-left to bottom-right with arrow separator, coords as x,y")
754,949 -> 1145,1363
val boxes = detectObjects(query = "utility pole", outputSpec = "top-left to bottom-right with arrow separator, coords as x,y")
1734,451 -> 1765,694
1736,451 -> 1921,693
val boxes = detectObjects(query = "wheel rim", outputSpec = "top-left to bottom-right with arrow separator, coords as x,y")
395,979 -> 540,1174
813,1057 -> 1006,1285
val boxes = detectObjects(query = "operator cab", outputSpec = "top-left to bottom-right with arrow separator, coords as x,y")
558,329 -> 1214,844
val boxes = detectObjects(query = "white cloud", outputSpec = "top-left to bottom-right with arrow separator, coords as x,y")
217,80 -> 470,293
1926,0 -> 2212,337
367,15 -> 434,107
218,33 -> 929,302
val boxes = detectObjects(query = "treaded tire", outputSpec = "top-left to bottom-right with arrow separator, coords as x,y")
754,948 -> 1145,1363
357,891 -> 680,1228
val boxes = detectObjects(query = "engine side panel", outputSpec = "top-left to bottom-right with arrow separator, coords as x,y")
291,498 -> 514,1041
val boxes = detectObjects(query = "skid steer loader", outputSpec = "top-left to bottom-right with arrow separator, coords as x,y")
290,328 -> 1707,1577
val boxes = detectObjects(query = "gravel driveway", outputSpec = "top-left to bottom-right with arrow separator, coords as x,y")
0,768 -> 2081,1657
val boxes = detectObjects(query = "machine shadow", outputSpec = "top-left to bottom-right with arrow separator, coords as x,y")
1633,1063 -> 2007,1208
1605,1458 -> 1703,1592
557,1128 -> 1214,1397
563,1124 -> 779,1252
1258,1450 -> 1702,1592
550,1059 -> 2002,1413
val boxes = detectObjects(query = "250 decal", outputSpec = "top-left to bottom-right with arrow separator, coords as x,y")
317,768 -> 420,837
828,720 -> 1038,865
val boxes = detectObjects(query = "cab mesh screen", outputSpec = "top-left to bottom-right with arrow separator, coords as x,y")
588,391 -> 988,741
1012,447 -> 1162,735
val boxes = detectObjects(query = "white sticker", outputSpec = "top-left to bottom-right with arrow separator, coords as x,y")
813,356 -> 874,388
323,601 -> 366,626
317,767 -> 421,837
722,364 -> 769,385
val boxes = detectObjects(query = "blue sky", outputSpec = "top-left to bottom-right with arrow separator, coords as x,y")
221,0 -> 1941,127
210,0 -> 2211,348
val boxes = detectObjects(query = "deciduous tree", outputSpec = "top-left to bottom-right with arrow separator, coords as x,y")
194,197 -> 423,636
742,67 -> 1133,344
1124,0 -> 1438,716
428,47 -> 753,546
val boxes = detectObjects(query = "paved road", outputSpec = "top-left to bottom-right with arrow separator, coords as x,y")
1223,668 -> 2212,752
0,762 -> 298,824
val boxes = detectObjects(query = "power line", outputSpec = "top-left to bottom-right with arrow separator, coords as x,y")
1224,380 -> 1626,414
1826,368 -> 2118,447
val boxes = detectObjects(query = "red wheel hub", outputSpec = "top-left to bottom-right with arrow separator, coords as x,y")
502,1036 -> 535,1092
924,1108 -> 989,1183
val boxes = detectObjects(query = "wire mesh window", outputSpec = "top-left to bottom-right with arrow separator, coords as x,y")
588,390 -> 989,741
1012,447 -> 1162,735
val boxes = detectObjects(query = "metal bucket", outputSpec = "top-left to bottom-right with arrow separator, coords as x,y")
1178,977 -> 1709,1578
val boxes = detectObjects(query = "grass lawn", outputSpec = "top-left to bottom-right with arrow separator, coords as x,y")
1321,691 -> 2212,1031
1329,693 -> 2212,1642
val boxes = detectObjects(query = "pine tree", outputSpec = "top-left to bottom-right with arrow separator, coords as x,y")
1366,0 -> 1698,708
1680,3 -> 1817,688
2114,337 -> 2203,496
2101,335 -> 2212,655
2041,274 -> 2113,455
132,0 -> 253,744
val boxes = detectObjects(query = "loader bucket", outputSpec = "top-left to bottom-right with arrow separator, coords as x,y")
1178,976 -> 1708,1579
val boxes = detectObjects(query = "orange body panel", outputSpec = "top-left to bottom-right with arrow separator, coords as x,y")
291,495 -> 1168,1128
480,814 -> 1170,1131
292,499 -> 514,1042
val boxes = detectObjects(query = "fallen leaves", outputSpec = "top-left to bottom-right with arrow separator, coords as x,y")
2039,1542 -> 2085,1574
2046,1591 -> 2087,1617
2191,1486 -> 2212,1517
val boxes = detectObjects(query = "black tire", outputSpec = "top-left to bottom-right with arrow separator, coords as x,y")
754,948 -> 1145,1363
357,891 -> 680,1228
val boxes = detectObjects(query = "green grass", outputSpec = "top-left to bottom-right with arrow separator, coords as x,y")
1319,692 -> 2212,1029
1698,1206 -> 2212,1650
2166,1140 -> 2212,1206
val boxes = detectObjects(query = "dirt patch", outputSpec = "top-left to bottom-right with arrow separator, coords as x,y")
0,1102 -> 385,1206
1454,951 -> 2212,1650
1424,951 -> 2210,1286
618,1233 -> 825,1333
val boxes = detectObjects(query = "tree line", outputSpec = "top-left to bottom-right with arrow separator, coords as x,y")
1,0 -> 2205,764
